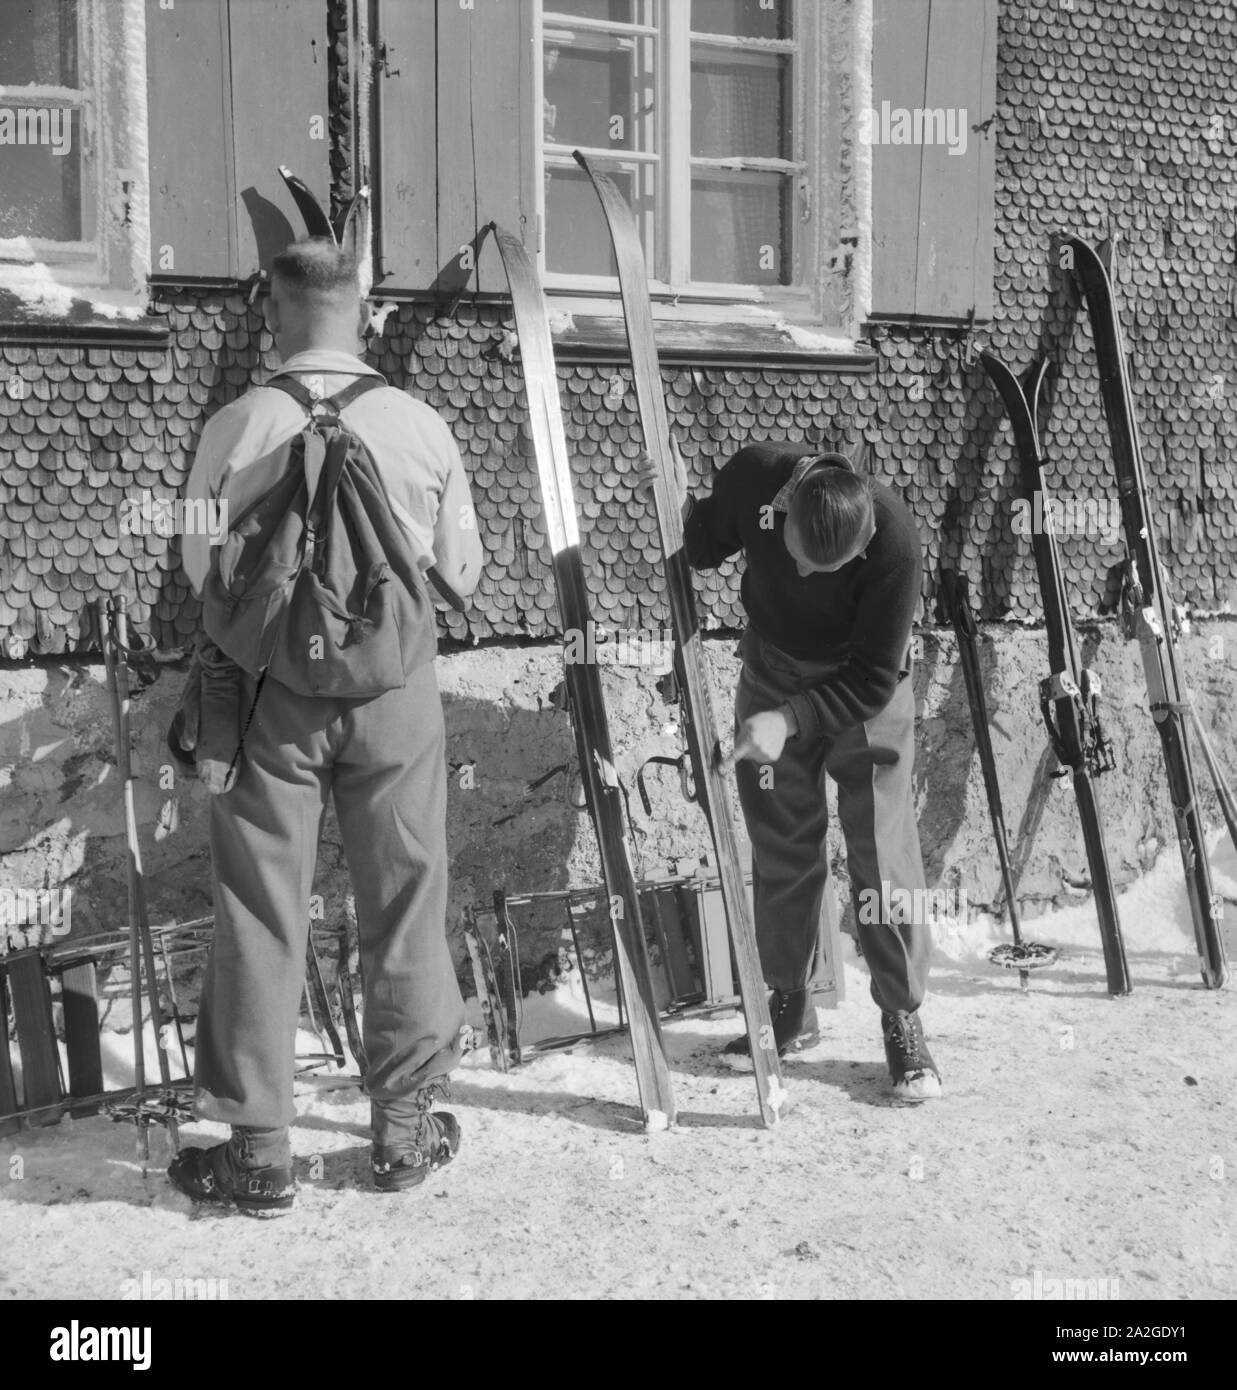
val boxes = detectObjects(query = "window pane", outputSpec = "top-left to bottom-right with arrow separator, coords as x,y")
544,33 -> 655,152
0,106 -> 84,239
691,173 -> 790,284
691,0 -> 792,41
0,0 -> 79,86
546,0 -> 638,21
691,52 -> 791,159
547,164 -> 654,276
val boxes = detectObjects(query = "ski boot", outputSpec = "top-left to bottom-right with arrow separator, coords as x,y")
882,1010 -> 942,1101
371,1078 -> 461,1193
167,1125 -> 295,1217
723,987 -> 820,1059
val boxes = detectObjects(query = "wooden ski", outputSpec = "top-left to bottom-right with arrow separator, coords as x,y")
574,153 -> 784,1127
491,222 -> 676,1130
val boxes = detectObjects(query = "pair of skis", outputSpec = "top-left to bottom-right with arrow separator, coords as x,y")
486,154 -> 783,1130
1067,236 -> 1228,990
982,236 -> 1231,992
973,358 -> 1130,995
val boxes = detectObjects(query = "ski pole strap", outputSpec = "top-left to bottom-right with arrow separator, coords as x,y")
224,669 -> 268,787
1150,699 -> 1192,715
636,753 -> 695,816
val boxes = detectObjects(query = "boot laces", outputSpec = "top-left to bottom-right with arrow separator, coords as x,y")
886,1014 -> 922,1066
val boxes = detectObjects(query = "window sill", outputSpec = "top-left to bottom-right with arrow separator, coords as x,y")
547,310 -> 876,371
0,287 -> 170,350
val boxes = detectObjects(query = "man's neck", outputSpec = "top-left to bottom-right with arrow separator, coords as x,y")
276,335 -> 363,362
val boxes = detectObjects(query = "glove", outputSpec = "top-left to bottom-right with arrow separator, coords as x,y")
195,639 -> 243,794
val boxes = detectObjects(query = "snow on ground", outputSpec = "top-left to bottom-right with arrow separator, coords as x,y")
2,840 -> 1235,1301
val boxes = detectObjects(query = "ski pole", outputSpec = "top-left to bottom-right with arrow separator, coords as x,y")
98,598 -> 148,1164
940,570 -> 1055,990
110,596 -> 180,1155
1188,701 -> 1237,860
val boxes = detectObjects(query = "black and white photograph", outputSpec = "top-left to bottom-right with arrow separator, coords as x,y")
0,0 -> 1234,1332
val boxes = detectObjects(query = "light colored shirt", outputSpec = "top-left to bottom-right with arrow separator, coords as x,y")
182,348 -> 484,600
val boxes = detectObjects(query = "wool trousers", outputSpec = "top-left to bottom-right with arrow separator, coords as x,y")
733,628 -> 932,1015
193,661 -> 465,1127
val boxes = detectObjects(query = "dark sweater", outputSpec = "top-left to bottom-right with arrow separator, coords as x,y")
684,443 -> 922,740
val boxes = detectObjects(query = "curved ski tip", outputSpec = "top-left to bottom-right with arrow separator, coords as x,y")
643,1108 -> 673,1134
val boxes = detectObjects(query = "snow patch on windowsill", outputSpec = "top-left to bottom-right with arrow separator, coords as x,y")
0,258 -> 147,322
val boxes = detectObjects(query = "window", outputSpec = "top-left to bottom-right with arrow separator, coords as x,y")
540,0 -> 811,299
0,0 -> 93,255
0,0 -> 151,300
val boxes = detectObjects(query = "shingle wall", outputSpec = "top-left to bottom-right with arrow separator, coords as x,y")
2,0 -> 1236,657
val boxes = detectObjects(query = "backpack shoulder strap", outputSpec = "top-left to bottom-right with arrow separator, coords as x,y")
262,375 -> 319,412
263,373 -> 387,418
326,374 -> 387,413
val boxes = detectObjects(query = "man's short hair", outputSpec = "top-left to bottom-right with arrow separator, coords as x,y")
270,237 -> 359,304
788,464 -> 875,566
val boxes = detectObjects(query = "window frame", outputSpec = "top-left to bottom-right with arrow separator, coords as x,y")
0,0 -> 151,298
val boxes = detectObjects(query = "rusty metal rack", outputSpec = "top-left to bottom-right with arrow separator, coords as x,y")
1,916 -> 360,1135
465,865 -> 845,1069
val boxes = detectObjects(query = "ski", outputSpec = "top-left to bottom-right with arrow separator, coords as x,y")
304,934 -> 346,1069
978,353 -> 1130,994
464,922 -> 511,1072
335,916 -> 368,1081
575,152 -> 784,1127
1068,236 -> 1228,988
939,567 -> 1059,991
490,221 -> 677,1130
491,891 -> 524,1067
277,164 -> 368,252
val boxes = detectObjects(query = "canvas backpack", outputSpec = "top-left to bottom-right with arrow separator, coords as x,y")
201,373 -> 437,699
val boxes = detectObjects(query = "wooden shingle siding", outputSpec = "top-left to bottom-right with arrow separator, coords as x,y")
146,0 -> 329,282
870,0 -> 997,322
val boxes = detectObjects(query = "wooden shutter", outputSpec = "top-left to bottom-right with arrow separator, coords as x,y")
373,0 -> 439,288
146,0 -> 328,281
435,0 -> 535,293
869,0 -> 997,322
146,0 -> 234,280
374,0 -> 535,293
229,0 -> 330,273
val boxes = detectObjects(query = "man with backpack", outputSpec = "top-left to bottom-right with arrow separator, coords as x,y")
174,238 -> 483,1212
667,443 -> 940,1101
